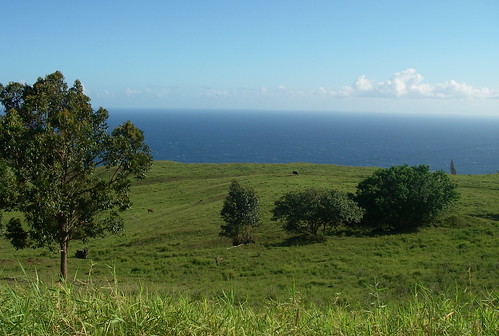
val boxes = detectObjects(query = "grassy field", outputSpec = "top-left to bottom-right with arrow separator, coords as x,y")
1,274 -> 496,335
0,161 -> 498,309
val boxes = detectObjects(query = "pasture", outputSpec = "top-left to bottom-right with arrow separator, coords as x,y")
0,161 -> 497,308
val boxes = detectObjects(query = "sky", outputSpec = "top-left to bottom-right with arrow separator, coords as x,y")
1,0 -> 499,116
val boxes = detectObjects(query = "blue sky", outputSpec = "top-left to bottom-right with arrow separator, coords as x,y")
2,0 -> 498,115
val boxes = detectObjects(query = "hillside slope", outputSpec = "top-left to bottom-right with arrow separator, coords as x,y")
1,161 -> 497,306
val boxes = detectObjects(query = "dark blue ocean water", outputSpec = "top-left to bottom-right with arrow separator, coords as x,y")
108,109 -> 499,175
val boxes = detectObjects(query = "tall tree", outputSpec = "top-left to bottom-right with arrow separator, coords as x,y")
220,180 -> 260,245
0,72 -> 152,279
450,160 -> 457,174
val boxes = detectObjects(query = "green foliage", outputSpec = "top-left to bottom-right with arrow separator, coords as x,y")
0,71 -> 153,278
1,277 -> 497,336
4,218 -> 29,249
450,160 -> 457,174
220,180 -> 260,245
355,164 -> 460,231
272,188 -> 364,237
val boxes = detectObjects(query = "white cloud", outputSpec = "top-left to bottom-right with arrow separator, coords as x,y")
205,88 -> 231,97
124,86 -> 181,98
125,88 -> 139,97
331,68 -> 499,99
432,80 -> 495,98
94,89 -> 111,98
118,69 -> 498,108
353,75 -> 373,92
199,86 -> 306,98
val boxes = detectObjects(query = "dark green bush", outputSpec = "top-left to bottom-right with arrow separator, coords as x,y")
355,164 -> 459,231
272,188 -> 364,238
220,180 -> 260,245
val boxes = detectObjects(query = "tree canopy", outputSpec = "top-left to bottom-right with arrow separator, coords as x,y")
0,71 -> 153,279
355,164 -> 459,231
272,188 -> 364,238
220,180 -> 260,245
450,160 -> 457,175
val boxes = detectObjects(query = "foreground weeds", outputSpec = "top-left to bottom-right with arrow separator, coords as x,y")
0,275 -> 497,336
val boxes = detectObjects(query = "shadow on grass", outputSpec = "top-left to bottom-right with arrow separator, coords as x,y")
334,224 -> 422,237
366,226 -> 422,236
267,219 -> 467,247
266,235 -> 326,247
266,228 -> 390,247
474,213 -> 499,222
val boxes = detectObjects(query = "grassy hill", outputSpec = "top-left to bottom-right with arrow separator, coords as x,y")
0,161 -> 497,307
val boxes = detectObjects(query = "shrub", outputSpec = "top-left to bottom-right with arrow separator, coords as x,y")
272,188 -> 364,238
355,164 -> 459,231
220,180 -> 260,245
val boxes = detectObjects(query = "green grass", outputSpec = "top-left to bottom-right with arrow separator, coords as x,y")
0,273 -> 497,335
0,161 -> 498,308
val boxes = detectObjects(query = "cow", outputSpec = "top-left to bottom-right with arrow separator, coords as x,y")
75,247 -> 89,259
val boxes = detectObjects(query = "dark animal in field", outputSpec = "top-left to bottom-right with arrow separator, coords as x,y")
292,171 -> 299,175
75,247 -> 88,259
147,208 -> 154,213
232,236 -> 255,246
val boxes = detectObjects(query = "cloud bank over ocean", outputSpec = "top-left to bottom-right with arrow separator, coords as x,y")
329,68 -> 499,99
121,69 -> 499,101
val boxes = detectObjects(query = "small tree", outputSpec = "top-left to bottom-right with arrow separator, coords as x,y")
355,164 -> 459,231
220,180 -> 260,245
0,72 -> 153,279
450,160 -> 457,174
271,188 -> 364,238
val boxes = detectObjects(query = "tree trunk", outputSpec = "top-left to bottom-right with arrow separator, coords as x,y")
60,235 -> 69,280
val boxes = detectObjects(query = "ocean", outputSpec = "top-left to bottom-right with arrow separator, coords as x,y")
107,109 -> 499,175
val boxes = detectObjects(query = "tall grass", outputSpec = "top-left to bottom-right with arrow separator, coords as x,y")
0,272 -> 496,335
